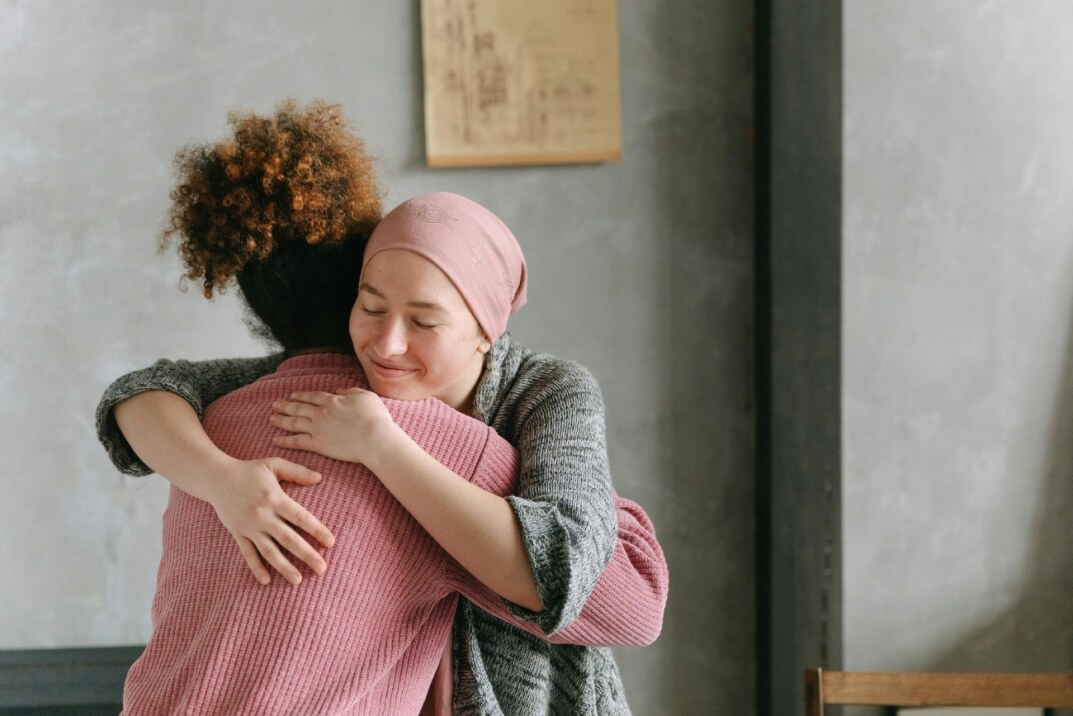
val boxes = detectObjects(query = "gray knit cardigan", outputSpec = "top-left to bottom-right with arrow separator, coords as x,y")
95,334 -> 631,715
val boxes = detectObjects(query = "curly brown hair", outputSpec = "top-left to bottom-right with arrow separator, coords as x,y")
162,99 -> 383,298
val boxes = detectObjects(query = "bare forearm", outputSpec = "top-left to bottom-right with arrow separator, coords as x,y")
367,430 -> 543,612
113,391 -> 236,501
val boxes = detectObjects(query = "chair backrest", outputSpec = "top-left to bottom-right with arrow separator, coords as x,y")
805,668 -> 1073,715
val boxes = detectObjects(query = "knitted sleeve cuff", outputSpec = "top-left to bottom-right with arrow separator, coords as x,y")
502,495 -> 616,634
94,360 -> 210,476
94,354 -> 284,476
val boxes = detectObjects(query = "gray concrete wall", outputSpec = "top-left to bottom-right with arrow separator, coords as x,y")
844,0 -> 1073,691
0,1 -> 754,712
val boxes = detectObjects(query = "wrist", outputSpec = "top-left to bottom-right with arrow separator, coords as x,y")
361,422 -> 411,475
166,453 -> 242,503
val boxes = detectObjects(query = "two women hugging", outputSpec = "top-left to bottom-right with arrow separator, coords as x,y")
96,99 -> 668,715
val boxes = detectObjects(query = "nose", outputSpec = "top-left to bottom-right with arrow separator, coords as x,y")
373,317 -> 408,357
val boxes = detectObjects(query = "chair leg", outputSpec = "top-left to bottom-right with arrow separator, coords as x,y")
805,668 -> 824,716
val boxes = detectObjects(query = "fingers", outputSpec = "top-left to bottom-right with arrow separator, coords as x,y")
271,398 -> 320,420
273,433 -> 314,452
255,535 -> 304,586
280,497 -> 336,549
265,457 -> 322,486
270,413 -> 313,434
237,537 -> 272,586
284,391 -> 334,406
272,520 -> 328,576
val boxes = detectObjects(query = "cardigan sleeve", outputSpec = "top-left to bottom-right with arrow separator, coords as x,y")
95,354 -> 285,476
496,359 -> 619,634
446,496 -> 668,646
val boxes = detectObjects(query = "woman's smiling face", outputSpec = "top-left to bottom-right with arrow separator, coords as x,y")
350,248 -> 491,411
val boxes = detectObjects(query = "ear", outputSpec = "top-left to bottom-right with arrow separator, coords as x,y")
477,333 -> 493,354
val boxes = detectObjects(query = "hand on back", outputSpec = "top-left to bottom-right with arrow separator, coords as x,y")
270,388 -> 403,468
202,457 -> 335,586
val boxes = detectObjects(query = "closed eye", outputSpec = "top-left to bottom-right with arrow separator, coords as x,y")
360,306 -> 386,316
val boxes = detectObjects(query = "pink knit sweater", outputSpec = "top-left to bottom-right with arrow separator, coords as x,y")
123,354 -> 667,715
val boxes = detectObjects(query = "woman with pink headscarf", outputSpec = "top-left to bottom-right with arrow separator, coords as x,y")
272,193 -> 661,713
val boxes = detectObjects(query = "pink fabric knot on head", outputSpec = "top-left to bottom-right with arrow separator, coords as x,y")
362,192 -> 528,341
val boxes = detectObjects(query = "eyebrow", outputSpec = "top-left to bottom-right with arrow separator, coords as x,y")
359,282 -> 447,312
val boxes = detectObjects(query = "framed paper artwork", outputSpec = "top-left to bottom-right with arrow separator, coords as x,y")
420,0 -> 623,167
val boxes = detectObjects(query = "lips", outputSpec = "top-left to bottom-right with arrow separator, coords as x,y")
367,357 -> 417,379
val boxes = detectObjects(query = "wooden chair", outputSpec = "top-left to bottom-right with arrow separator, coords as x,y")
805,668 -> 1073,715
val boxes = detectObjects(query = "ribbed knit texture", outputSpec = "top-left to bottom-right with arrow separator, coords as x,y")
98,336 -> 669,715
445,495 -> 666,648
123,354 -> 517,715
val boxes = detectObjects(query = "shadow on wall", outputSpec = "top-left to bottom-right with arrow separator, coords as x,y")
846,308 -> 1073,715
922,303 -> 1073,716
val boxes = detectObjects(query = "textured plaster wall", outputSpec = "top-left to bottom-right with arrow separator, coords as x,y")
0,1 -> 754,712
844,0 -> 1073,684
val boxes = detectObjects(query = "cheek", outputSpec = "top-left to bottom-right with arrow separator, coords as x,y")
408,332 -> 441,363
349,315 -> 371,349
431,335 -> 477,373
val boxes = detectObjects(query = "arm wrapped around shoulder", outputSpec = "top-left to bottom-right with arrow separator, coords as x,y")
95,354 -> 283,475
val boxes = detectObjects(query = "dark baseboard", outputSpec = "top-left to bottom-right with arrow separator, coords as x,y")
0,646 -> 141,709
0,707 -> 122,715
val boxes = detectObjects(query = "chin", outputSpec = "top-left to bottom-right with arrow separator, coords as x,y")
368,382 -> 418,401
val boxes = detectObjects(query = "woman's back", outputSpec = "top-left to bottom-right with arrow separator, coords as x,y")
124,354 -> 517,715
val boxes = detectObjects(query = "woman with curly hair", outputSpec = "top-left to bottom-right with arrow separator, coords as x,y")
98,100 -> 667,714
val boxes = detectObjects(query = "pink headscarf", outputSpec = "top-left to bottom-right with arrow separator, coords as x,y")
361,192 -> 528,341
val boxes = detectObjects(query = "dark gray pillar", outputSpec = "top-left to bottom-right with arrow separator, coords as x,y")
756,1 -> 843,714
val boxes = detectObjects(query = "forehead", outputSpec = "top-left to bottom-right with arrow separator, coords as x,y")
361,248 -> 468,310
